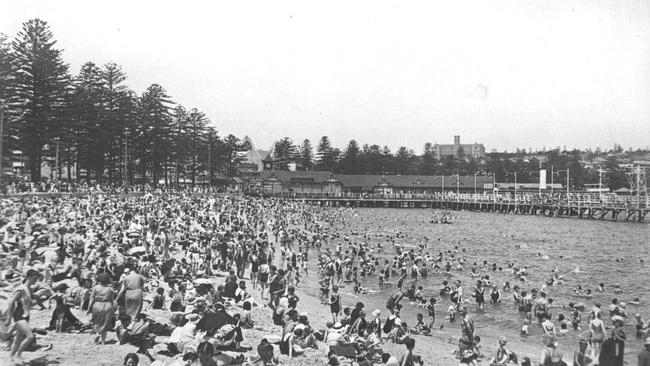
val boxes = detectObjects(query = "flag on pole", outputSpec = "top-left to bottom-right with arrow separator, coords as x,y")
539,169 -> 547,190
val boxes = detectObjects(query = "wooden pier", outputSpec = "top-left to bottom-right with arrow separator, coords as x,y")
258,193 -> 649,223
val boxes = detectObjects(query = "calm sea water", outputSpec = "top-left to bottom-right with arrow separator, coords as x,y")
305,207 -> 650,352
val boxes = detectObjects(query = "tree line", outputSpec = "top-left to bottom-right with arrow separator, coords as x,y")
274,136 -> 637,190
0,19 -> 252,186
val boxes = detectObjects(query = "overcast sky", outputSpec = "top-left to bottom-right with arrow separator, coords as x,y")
3,0 -> 649,153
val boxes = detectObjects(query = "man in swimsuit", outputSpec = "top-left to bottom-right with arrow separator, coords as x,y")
6,269 -> 42,364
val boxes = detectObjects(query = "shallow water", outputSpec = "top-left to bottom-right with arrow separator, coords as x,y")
311,208 -> 650,352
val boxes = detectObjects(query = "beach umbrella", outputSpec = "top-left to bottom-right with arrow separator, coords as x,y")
128,246 -> 146,255
196,311 -> 233,332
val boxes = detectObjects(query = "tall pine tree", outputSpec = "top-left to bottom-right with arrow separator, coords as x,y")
7,19 -> 70,181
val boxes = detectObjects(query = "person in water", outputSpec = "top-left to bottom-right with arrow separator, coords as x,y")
489,285 -> 502,304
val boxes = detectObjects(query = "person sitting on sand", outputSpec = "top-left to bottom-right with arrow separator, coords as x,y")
248,339 -> 278,366
412,313 -> 431,336
197,341 -> 244,366
293,317 -> 319,350
166,313 -> 201,354
324,321 -> 346,346
240,301 -> 255,329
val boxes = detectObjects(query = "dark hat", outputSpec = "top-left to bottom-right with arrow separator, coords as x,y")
356,302 -> 365,308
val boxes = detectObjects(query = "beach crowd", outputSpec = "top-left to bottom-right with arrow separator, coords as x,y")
0,189 -> 647,366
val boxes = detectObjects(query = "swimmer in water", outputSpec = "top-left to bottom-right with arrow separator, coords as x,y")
572,266 -> 587,274
597,283 -> 605,292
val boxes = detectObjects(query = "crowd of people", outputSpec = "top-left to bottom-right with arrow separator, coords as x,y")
309,212 -> 648,366
0,188 -> 647,366
0,191 -> 424,365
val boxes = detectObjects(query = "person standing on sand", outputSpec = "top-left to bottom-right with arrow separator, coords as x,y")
5,269 -> 42,365
119,266 -> 144,321
329,285 -> 341,322
88,272 -> 115,345
386,290 -> 404,315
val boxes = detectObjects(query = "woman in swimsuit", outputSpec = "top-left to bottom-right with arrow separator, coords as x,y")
489,285 -> 502,304
588,312 -> 607,356
474,281 -> 485,310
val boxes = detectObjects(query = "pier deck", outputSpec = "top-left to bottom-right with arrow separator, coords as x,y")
256,193 -> 649,223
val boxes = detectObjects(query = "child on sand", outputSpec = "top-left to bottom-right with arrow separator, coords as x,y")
521,318 -> 530,337
427,298 -> 437,329
448,305 -> 456,323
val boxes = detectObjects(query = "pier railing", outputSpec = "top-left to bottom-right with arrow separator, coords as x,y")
263,192 -> 648,209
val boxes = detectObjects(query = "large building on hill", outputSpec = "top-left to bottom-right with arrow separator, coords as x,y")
433,135 -> 485,159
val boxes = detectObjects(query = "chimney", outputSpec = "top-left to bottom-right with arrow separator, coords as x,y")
454,135 -> 460,145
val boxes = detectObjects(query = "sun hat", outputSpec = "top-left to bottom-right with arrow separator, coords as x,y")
372,309 -> 381,317
333,322 -> 343,329
645,337 -> 650,346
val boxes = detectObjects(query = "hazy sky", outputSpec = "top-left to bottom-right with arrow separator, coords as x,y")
2,0 -> 649,153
